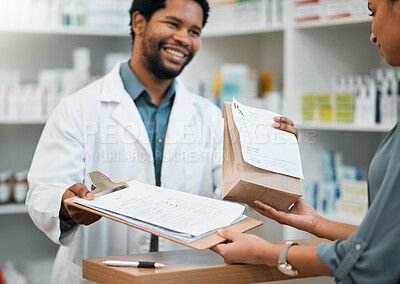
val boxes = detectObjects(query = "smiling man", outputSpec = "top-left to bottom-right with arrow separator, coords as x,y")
26,0 -> 299,283
26,0 -> 223,283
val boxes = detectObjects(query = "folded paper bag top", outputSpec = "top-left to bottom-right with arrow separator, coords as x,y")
222,102 -> 302,211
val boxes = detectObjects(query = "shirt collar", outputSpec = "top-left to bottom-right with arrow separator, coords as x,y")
120,61 -> 175,105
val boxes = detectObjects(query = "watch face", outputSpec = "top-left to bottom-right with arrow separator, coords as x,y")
278,263 -> 299,277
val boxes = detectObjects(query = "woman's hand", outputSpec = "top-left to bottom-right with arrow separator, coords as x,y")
252,199 -> 321,236
210,229 -> 277,266
273,116 -> 298,140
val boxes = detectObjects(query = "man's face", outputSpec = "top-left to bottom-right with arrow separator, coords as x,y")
139,0 -> 203,79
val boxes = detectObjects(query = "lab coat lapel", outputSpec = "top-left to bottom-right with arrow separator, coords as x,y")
164,81 -> 197,156
100,62 -> 153,157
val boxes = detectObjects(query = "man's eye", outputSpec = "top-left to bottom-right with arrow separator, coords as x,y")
190,30 -> 200,36
168,22 -> 178,28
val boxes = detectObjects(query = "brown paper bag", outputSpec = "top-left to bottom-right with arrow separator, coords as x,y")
222,102 -> 302,211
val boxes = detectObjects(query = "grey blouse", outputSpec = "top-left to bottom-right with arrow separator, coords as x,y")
317,122 -> 400,283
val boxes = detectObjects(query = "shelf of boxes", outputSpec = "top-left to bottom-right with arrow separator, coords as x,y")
202,25 -> 284,38
0,204 -> 28,215
0,26 -> 129,37
294,14 -> 371,29
0,25 -> 283,38
0,119 -> 47,125
297,122 -> 394,133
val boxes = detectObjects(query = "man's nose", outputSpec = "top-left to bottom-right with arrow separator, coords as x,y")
173,29 -> 191,46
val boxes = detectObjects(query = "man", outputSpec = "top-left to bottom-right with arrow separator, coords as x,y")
26,0 -> 297,282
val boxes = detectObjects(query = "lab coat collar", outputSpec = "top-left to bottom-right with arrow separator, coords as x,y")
101,62 -> 153,157
100,61 -> 125,103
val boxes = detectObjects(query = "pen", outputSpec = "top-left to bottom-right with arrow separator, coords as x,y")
102,260 -> 165,268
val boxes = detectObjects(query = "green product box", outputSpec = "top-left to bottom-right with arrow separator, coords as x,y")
336,109 -> 354,123
302,108 -> 314,121
336,93 -> 354,107
301,93 -> 316,106
318,93 -> 332,108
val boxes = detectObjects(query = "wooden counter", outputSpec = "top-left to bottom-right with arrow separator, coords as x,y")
83,238 -> 330,284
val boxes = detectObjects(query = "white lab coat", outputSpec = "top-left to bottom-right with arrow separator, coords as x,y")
26,62 -> 223,283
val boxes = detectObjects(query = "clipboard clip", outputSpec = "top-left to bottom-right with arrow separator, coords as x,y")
87,171 -> 128,197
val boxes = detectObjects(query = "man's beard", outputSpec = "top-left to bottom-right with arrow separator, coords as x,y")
141,35 -> 194,80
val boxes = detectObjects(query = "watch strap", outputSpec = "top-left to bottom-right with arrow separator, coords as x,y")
278,241 -> 299,265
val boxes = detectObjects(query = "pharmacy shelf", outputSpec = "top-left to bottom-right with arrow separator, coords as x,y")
0,25 -> 285,38
0,25 -> 284,38
297,122 -> 394,133
295,15 -> 372,29
0,119 -> 47,125
0,204 -> 28,215
0,26 -> 129,37
202,25 -> 284,38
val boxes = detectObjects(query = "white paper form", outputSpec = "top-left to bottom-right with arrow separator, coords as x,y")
75,180 -> 245,236
232,98 -> 304,179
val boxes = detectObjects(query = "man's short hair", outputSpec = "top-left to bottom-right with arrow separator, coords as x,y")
129,0 -> 210,43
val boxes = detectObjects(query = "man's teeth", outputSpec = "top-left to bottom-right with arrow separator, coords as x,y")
165,48 -> 184,58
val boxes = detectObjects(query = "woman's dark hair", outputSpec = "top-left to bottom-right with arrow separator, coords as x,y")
129,0 -> 210,43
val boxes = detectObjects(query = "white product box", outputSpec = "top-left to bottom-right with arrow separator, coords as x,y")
294,1 -> 322,23
323,0 -> 351,20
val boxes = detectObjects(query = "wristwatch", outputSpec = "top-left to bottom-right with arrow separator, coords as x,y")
277,241 -> 299,276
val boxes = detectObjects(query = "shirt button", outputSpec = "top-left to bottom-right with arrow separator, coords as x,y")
158,139 -> 163,144
355,244 -> 362,251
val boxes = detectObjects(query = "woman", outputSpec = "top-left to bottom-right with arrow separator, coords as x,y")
211,1 -> 400,283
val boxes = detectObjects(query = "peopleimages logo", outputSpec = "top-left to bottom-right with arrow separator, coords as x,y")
82,121 -> 224,145
82,120 -> 318,147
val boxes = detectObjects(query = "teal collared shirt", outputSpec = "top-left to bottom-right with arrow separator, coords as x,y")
120,61 -> 175,187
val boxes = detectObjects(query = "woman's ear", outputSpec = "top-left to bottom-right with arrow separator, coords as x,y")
131,11 -> 147,37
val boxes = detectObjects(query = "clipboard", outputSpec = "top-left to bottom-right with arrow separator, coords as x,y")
64,171 -> 263,250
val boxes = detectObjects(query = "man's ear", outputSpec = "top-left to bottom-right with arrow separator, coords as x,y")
131,11 -> 147,37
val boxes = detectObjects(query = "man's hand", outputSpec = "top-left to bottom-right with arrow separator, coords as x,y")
273,116 -> 299,140
60,183 -> 101,226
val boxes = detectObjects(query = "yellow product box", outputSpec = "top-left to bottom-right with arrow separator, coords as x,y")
341,181 -> 368,203
319,108 -> 334,122
338,200 -> 368,217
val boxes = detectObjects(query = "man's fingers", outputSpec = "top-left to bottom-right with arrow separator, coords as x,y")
273,116 -> 298,140
67,183 -> 94,200
274,123 -> 298,139
274,116 -> 294,126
